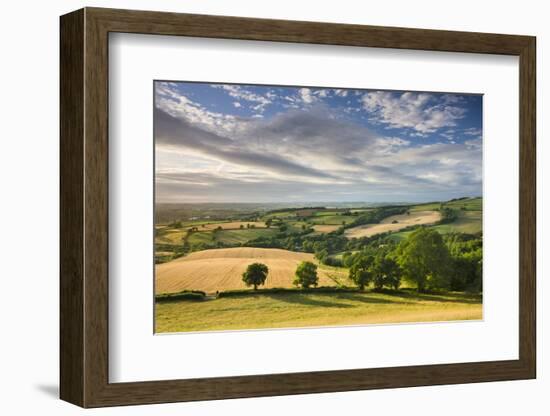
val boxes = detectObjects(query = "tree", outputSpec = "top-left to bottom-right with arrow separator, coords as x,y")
342,251 -> 354,268
349,253 -> 374,290
315,248 -> 329,264
372,254 -> 402,290
440,207 -> 458,224
265,218 -> 273,228
395,228 -> 451,291
242,263 -> 269,290
294,261 -> 318,288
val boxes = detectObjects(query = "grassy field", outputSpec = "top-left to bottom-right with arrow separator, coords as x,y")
309,214 -> 351,225
156,290 -> 482,333
387,198 -> 482,241
344,210 -> 441,239
390,209 -> 482,241
409,202 -> 442,212
156,228 -> 187,245
155,247 -> 348,294
189,229 -> 277,245
445,197 -> 482,211
430,211 -> 482,234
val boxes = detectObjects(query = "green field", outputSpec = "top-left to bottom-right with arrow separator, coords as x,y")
445,197 -> 482,211
409,202 -> 442,212
430,211 -> 482,234
314,210 -> 345,216
156,290 -> 482,332
187,228 -> 277,245
309,215 -> 351,225
390,212 -> 482,241
156,228 -> 187,245
285,220 -> 310,232
390,198 -> 482,241
263,212 -> 294,219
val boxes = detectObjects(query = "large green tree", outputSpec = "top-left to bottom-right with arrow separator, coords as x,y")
396,228 -> 451,292
294,261 -> 319,288
372,254 -> 402,290
242,263 -> 269,290
349,254 -> 374,290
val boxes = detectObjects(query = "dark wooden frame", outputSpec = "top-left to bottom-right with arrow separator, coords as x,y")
60,7 -> 536,408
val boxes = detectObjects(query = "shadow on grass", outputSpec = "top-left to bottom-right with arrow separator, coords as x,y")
263,293 -> 353,308
378,290 -> 482,305
263,292 -> 399,308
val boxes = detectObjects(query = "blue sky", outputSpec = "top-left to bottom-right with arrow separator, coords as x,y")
154,81 -> 482,203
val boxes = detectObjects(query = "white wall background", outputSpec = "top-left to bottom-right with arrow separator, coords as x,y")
0,0 -> 545,414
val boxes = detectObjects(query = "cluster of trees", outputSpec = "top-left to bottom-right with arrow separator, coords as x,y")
344,228 -> 482,292
242,261 -> 320,290
238,223 -> 257,229
438,207 -> 459,224
238,228 -> 482,294
444,233 -> 482,291
349,253 -> 401,290
169,221 -> 183,229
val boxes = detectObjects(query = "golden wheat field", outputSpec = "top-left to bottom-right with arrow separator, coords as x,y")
200,221 -> 266,231
155,247 -> 346,294
312,224 -> 340,233
344,210 -> 441,239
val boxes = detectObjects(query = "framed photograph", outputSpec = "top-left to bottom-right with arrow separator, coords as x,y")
60,7 -> 536,408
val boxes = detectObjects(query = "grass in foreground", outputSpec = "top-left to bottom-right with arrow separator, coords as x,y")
155,290 -> 482,333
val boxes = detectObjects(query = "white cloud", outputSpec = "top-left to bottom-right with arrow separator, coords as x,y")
334,89 -> 348,97
410,132 -> 429,138
233,102 -> 241,108
299,88 -> 315,104
440,130 -> 455,141
155,82 -> 481,203
213,84 -> 272,113
365,136 -> 412,156
155,82 -> 247,136
361,91 -> 467,134
464,127 -> 482,136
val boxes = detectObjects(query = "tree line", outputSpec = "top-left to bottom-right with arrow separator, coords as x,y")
242,227 -> 482,293
343,228 -> 482,292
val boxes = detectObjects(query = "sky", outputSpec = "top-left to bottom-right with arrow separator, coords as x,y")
154,81 -> 482,204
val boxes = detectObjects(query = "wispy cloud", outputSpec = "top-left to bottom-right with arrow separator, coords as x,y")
154,82 -> 482,203
361,91 -> 466,134
212,84 -> 272,113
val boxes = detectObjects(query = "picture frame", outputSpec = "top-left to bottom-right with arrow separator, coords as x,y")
60,7 -> 536,408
